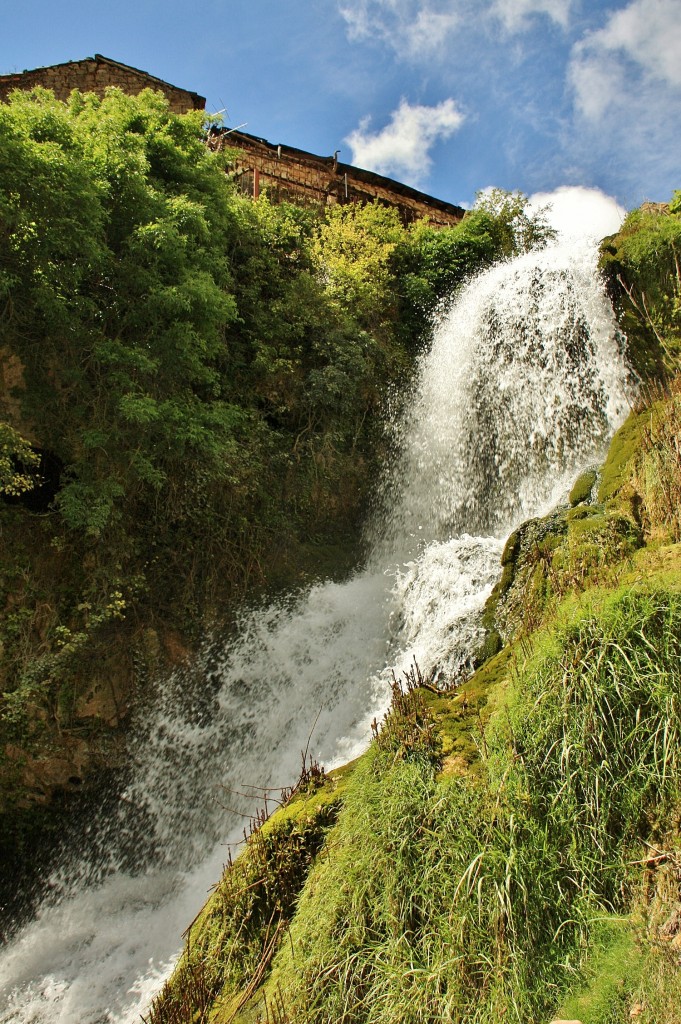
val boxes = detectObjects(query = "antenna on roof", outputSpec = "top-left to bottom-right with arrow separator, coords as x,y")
222,122 -> 248,136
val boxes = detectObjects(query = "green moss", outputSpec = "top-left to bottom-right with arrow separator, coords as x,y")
598,408 -> 652,502
260,765 -> 353,836
566,504 -> 600,522
569,468 -> 597,506
566,509 -> 642,574
500,529 -> 520,566
568,510 -> 624,542
418,645 -> 515,774
477,627 -> 502,663
479,562 -> 515,659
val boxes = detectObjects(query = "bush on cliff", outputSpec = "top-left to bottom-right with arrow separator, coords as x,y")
600,200 -> 681,378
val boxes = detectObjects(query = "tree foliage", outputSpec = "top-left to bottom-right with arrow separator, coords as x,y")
473,187 -> 556,256
0,87 -> 249,535
0,424 -> 40,497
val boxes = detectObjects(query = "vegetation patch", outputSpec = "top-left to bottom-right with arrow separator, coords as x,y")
597,407 -> 651,503
553,918 -> 644,1024
161,578 -> 681,1024
599,198 -> 681,379
569,467 -> 598,506
633,378 -> 681,543
279,585 -> 680,1024
143,758 -> 349,1024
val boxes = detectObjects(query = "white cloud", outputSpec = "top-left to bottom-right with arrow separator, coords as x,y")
339,1 -> 461,59
489,0 -> 573,32
345,97 -> 465,184
591,0 -> 681,88
570,0 -> 681,120
339,0 -> 574,60
564,0 -> 681,201
528,186 -> 626,241
400,7 -> 462,57
568,52 -> 627,121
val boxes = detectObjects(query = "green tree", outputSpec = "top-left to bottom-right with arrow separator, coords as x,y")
312,202 -> 405,332
473,187 -> 555,256
0,424 -> 40,497
0,87 -> 252,540
393,210 -> 503,341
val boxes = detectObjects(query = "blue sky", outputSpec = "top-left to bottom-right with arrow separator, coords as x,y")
2,0 -> 680,214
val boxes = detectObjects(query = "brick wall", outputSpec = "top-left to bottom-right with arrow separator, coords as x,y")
0,55 -> 204,114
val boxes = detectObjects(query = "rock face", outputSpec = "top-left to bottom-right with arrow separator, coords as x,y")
0,347 -> 27,433
0,624 -> 179,811
477,409 -> 649,661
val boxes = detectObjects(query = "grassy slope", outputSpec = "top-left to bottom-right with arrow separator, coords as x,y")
146,397 -> 681,1024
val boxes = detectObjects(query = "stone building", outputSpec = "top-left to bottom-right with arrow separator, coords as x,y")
209,127 -> 464,228
0,54 -> 205,114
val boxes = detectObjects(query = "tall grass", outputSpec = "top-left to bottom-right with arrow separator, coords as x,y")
264,588 -> 681,1023
500,589 -> 681,902
635,379 -> 681,542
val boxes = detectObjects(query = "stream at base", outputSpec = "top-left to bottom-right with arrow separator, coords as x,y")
0,238 -> 633,1023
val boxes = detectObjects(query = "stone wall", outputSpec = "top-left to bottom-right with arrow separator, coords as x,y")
211,129 -> 464,228
0,54 -> 205,114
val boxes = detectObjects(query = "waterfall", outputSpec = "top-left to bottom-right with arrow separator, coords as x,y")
0,237 -> 632,1024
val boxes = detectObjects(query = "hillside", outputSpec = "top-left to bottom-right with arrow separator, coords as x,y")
145,200 -> 681,1023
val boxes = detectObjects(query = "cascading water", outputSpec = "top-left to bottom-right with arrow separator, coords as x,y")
0,237 -> 633,1023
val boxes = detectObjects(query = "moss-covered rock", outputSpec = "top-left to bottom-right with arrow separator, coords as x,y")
500,528 -> 520,566
599,202 -> 681,381
598,407 -> 652,503
144,764 -> 352,1024
569,468 -> 598,506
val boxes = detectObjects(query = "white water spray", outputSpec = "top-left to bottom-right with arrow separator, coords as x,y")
0,238 -> 632,1023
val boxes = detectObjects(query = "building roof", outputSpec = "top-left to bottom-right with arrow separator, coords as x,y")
0,54 -> 206,109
